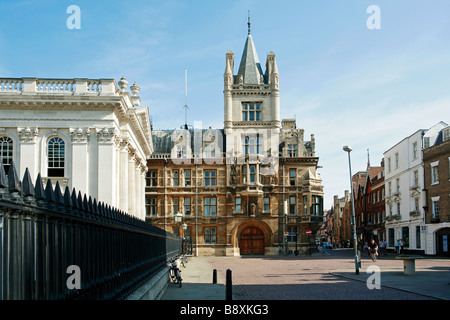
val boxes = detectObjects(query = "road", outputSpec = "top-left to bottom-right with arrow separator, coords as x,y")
205,249 -> 449,300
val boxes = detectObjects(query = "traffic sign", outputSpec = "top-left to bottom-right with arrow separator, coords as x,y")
306,229 -> 312,235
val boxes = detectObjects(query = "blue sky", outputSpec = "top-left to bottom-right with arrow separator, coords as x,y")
1,0 -> 450,210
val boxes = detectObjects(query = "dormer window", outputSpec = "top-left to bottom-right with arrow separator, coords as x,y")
176,146 -> 187,158
287,144 -> 297,157
242,103 -> 262,121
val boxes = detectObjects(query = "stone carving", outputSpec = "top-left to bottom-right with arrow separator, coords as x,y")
17,127 -> 39,143
70,127 -> 91,143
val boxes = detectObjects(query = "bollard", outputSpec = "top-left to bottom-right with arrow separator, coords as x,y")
213,269 -> 217,284
226,269 -> 232,300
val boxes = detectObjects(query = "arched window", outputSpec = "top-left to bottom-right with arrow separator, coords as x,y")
0,136 -> 13,175
47,137 -> 65,177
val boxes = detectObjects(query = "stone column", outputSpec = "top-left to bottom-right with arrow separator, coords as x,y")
119,140 -> 129,213
97,128 -> 117,206
128,153 -> 136,216
17,127 -> 39,180
70,127 -> 90,196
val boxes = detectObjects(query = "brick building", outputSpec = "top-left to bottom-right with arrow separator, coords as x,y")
423,125 -> 450,256
145,24 -> 324,256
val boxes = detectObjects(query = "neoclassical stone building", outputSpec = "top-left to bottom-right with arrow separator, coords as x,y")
145,26 -> 324,256
0,77 -> 153,220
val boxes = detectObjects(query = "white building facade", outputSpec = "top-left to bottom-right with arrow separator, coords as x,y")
384,122 -> 448,254
0,77 -> 153,220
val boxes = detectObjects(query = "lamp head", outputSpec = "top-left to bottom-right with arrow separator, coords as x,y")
343,145 -> 352,152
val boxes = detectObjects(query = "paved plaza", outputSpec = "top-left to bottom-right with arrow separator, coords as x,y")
162,249 -> 450,301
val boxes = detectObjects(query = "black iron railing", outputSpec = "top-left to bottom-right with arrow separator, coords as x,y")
0,161 -> 182,300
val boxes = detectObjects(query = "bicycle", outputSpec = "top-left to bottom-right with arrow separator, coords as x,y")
378,248 -> 387,257
168,258 -> 182,287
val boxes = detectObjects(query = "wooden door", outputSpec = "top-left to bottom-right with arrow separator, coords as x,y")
240,227 -> 264,255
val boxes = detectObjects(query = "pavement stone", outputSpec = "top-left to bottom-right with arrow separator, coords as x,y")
160,256 -> 225,300
159,250 -> 450,301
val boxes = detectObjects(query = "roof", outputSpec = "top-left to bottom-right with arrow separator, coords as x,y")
236,34 -> 264,84
151,128 -> 226,154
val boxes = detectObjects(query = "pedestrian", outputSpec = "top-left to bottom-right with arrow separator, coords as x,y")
365,242 -> 370,256
395,239 -> 400,254
322,241 -> 326,253
368,239 -> 378,261
379,239 -> 386,255
399,239 -> 404,255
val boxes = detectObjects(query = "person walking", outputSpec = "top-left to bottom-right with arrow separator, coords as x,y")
395,239 -> 400,254
399,239 -> 404,255
379,239 -> 386,256
364,242 -> 370,256
368,239 -> 378,262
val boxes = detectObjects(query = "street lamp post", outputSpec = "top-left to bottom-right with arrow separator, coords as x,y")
174,213 -> 183,253
343,145 -> 360,275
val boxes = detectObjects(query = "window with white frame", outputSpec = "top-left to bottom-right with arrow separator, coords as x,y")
204,144 -> 215,158
0,136 -> 13,175
176,145 -> 187,158
395,153 -> 399,168
413,170 -> 419,187
235,197 -> 241,213
47,137 -> 65,177
412,142 -> 418,160
431,197 -> 440,219
388,157 -> 391,172
431,161 -> 439,185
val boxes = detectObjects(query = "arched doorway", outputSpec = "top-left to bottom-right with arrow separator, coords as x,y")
240,227 -> 265,255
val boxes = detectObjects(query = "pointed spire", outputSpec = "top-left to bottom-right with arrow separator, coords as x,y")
237,15 -> 264,84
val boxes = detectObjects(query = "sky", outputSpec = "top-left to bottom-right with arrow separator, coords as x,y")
1,0 -> 450,210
